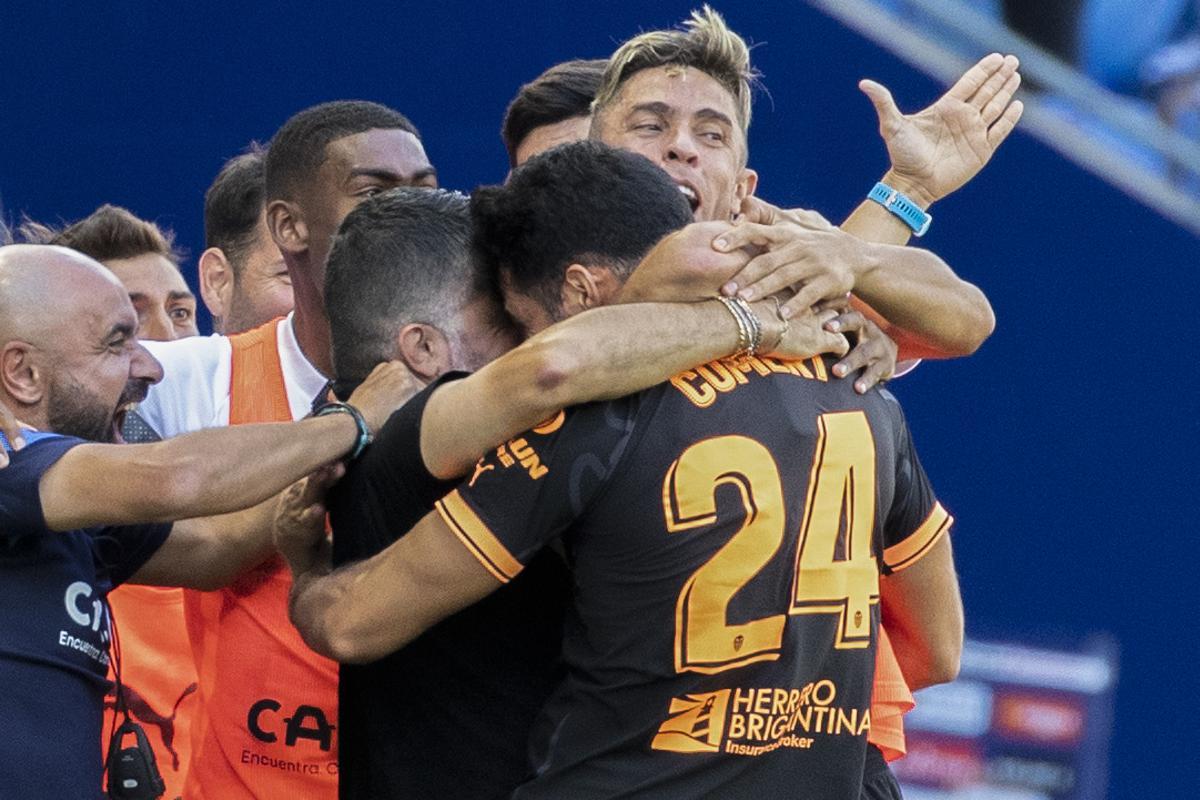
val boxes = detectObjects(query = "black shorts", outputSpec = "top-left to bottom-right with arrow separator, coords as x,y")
860,744 -> 903,800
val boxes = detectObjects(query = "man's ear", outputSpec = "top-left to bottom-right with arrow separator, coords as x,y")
395,323 -> 452,383
561,264 -> 620,317
198,247 -> 234,325
734,167 -> 759,218
266,199 -> 308,257
0,342 -> 44,407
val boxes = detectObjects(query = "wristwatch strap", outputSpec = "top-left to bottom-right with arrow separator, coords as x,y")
868,182 -> 932,237
313,401 -> 373,460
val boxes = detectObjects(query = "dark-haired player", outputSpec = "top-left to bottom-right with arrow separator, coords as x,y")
198,147 -> 293,335
281,140 -> 961,798
132,100 -> 439,799
502,58 -> 606,167
319,179 -> 849,798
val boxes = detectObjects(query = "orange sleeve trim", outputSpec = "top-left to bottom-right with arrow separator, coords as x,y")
436,490 -> 523,585
884,502 -> 952,572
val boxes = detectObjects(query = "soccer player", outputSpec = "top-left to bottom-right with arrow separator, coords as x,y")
584,11 -> 1012,786
198,146 -> 293,335
0,243 -> 415,799
133,100 -> 439,798
319,185 -> 850,799
281,139 -> 960,799
588,8 -> 1014,359
24,204 -> 199,342
502,58 -> 606,167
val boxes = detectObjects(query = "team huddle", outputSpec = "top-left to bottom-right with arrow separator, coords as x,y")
0,8 -> 1024,800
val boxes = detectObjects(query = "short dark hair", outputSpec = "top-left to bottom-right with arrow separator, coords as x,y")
22,204 -> 182,266
205,145 -> 267,273
501,59 -> 607,167
265,101 -> 421,202
471,140 -> 692,317
326,188 -> 476,382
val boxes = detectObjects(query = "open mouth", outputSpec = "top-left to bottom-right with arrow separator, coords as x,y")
110,380 -> 149,445
676,183 -> 700,214
111,401 -> 137,444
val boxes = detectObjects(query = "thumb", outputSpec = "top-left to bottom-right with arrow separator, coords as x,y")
859,79 -> 903,134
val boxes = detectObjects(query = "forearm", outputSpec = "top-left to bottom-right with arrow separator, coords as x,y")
879,535 -> 964,689
288,554 -> 356,662
132,500 -> 276,590
539,301 -> 747,406
423,300 -> 745,479
852,243 -> 994,357
882,602 -> 963,690
164,415 -> 358,518
287,526 -> 466,664
840,171 -> 935,247
289,562 -> 412,664
133,415 -> 358,522
841,202 -> 912,247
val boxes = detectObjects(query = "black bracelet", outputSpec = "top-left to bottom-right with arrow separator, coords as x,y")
313,401 -> 373,460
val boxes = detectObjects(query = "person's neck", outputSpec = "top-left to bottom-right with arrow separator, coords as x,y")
284,257 -> 333,378
5,401 -> 45,433
291,302 -> 333,378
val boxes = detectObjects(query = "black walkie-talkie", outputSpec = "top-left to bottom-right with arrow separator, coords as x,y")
106,719 -> 166,800
102,596 -> 165,800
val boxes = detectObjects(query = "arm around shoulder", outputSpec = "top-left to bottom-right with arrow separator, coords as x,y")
288,508 -> 501,663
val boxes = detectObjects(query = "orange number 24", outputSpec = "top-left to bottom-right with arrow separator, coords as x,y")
661,412 -> 879,675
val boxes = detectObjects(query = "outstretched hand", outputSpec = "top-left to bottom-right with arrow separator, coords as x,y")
861,52 -> 1024,206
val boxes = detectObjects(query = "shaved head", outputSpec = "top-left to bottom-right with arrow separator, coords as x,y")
0,244 -> 162,440
0,245 -> 130,344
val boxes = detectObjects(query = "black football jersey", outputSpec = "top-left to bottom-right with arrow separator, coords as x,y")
437,355 -> 951,799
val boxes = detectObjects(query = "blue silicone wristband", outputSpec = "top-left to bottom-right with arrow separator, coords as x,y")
868,182 -> 932,237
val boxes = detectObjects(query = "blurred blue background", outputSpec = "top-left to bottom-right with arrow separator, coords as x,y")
1,1 -> 1195,796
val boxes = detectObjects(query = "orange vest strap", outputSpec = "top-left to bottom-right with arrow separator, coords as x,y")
228,318 -> 291,425
183,317 -> 339,797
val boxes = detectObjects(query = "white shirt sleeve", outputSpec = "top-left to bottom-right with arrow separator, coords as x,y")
138,335 -> 234,438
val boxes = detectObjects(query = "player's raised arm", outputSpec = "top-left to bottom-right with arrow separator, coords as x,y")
708,55 -> 1022,359
714,210 -> 995,359
617,223 -> 898,392
849,52 -> 1024,244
